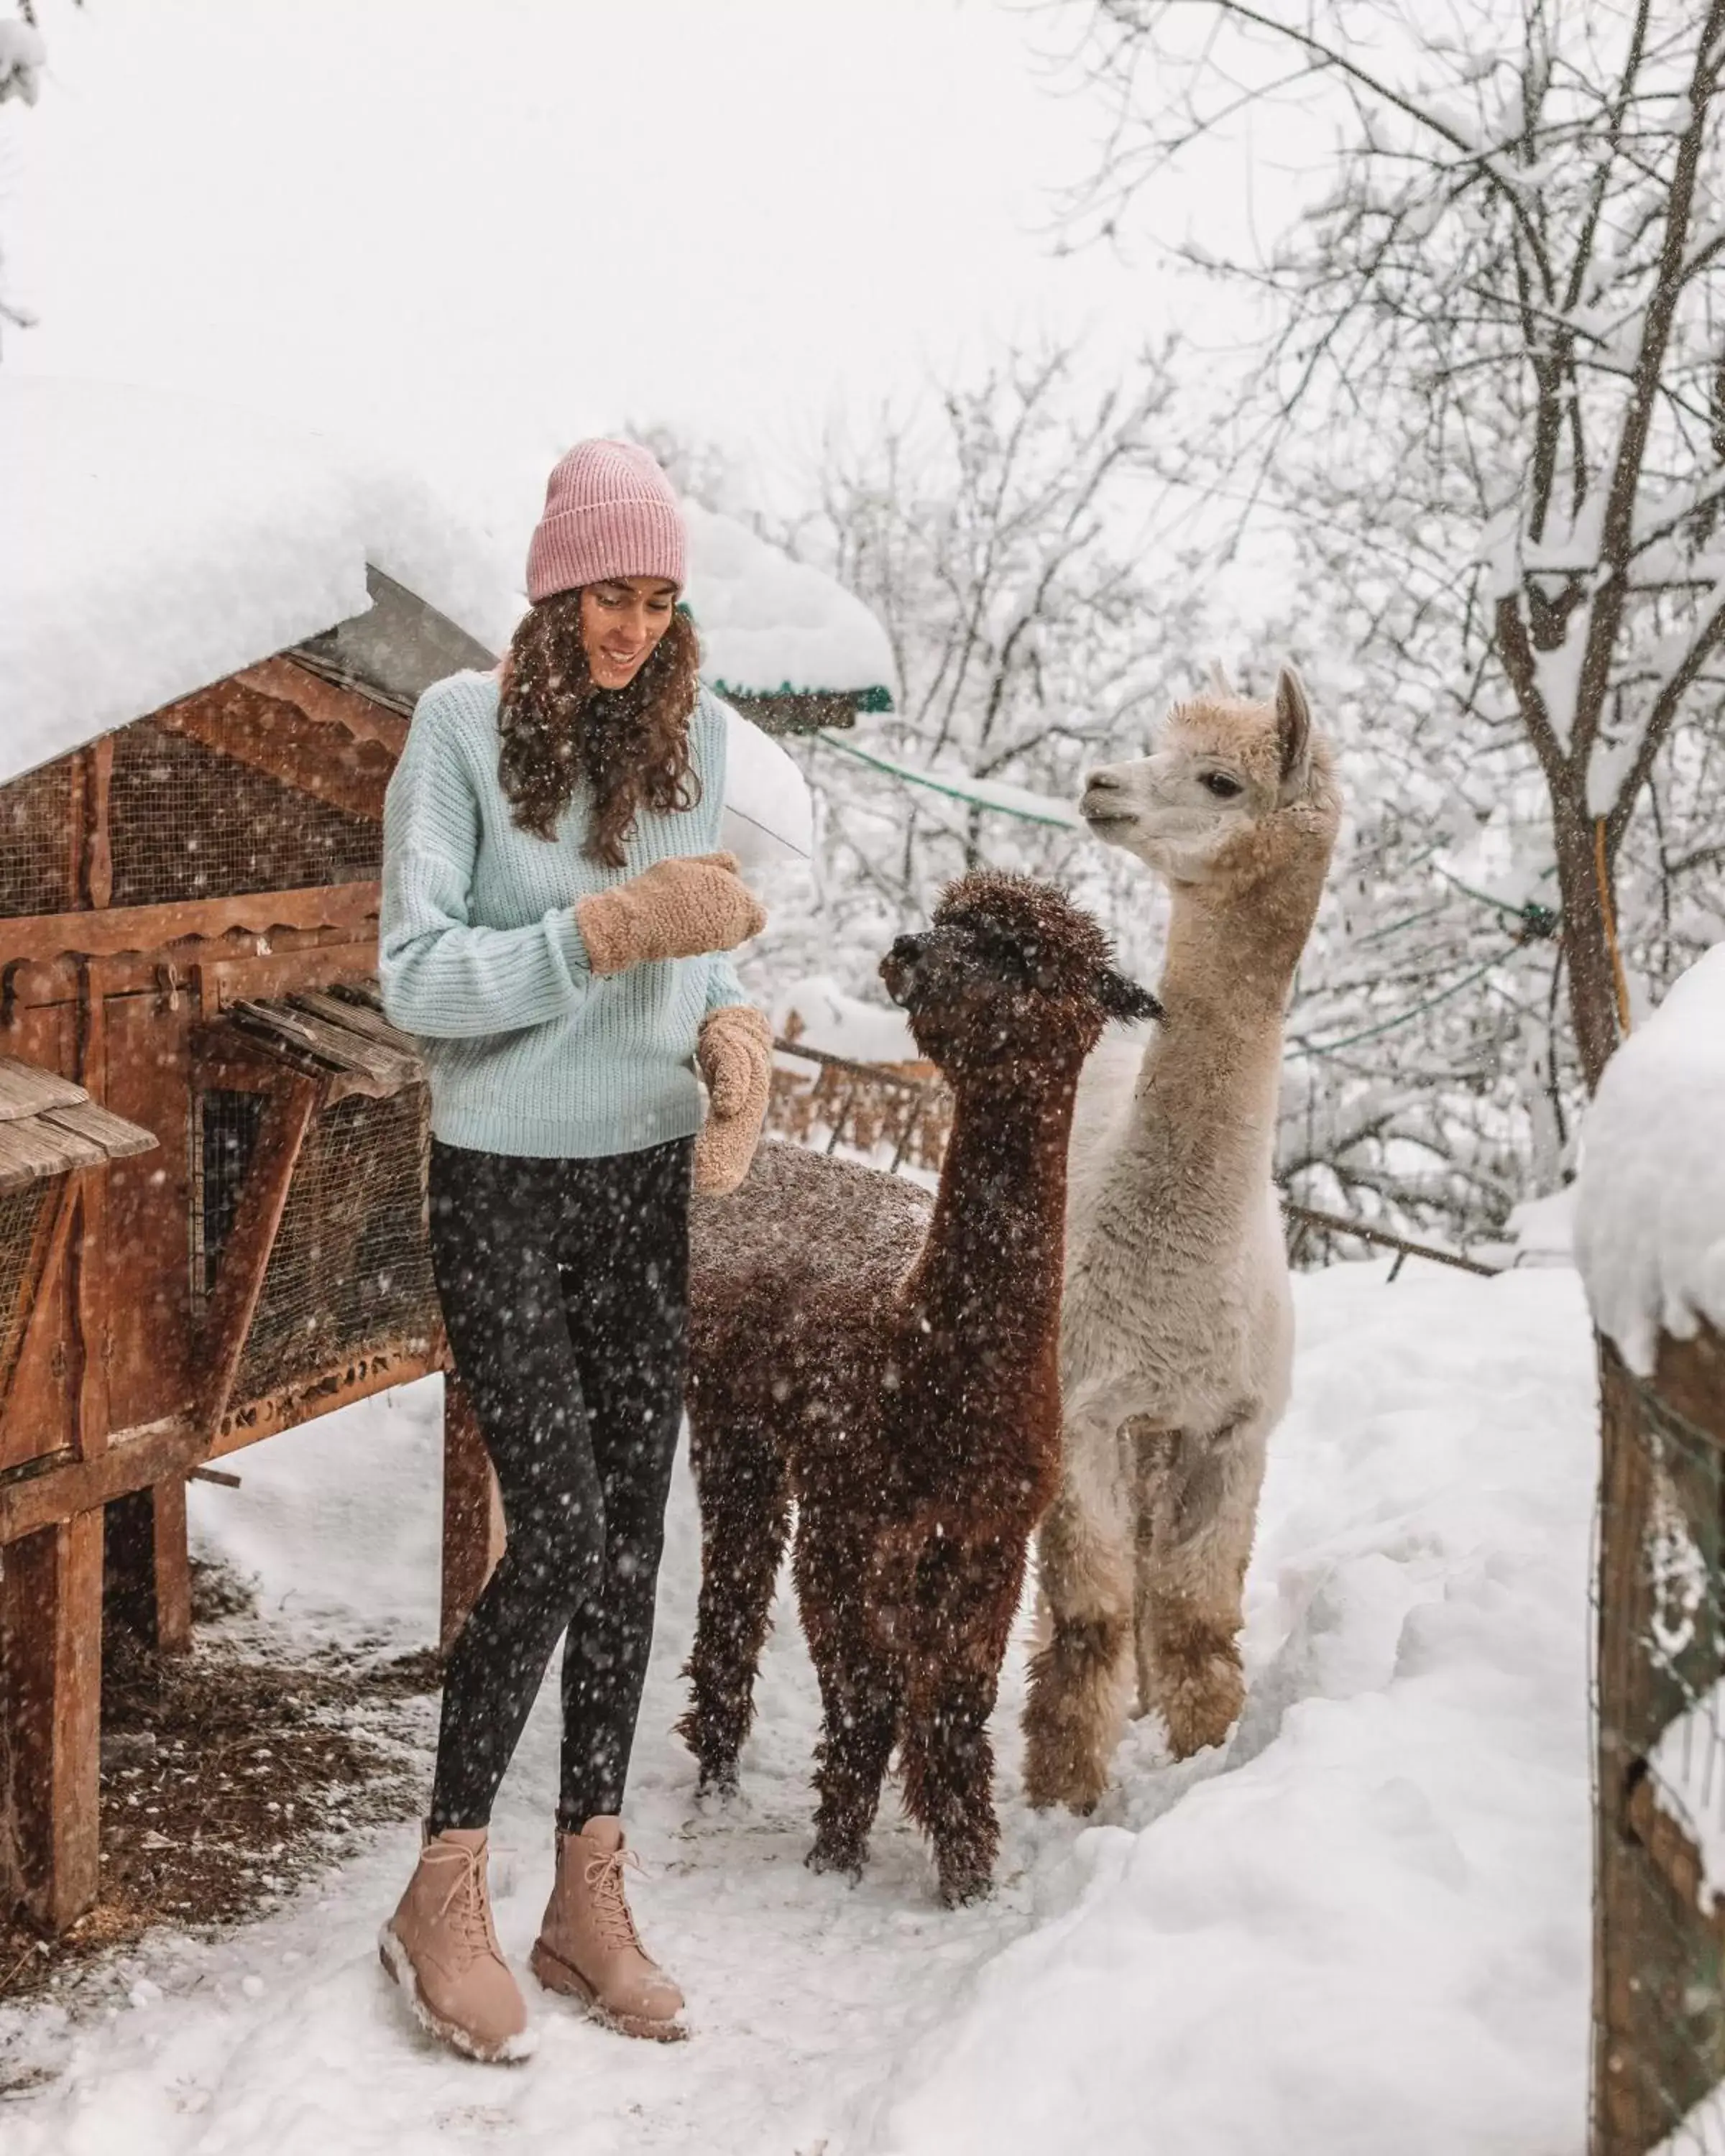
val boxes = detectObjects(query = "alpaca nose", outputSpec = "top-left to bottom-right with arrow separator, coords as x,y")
1085,768 -> 1123,793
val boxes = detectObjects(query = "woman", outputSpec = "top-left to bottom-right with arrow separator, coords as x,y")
376,439 -> 774,2062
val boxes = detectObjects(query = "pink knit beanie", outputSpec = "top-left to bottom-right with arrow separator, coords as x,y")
525,438 -> 686,602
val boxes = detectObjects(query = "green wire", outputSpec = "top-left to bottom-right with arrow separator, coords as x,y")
809,730 -> 1084,831
1291,945 -> 1522,1058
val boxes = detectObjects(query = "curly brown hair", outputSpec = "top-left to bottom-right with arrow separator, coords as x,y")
496,591 -> 702,867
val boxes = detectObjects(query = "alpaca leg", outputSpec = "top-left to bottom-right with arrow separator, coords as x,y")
900,1535 -> 1026,1904
1021,1423 -> 1134,1814
1132,1413 -> 1266,1759
676,1411 -> 791,1797
797,1519 -> 898,1878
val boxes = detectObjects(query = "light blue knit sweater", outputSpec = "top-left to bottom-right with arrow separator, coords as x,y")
380,669 -> 747,1159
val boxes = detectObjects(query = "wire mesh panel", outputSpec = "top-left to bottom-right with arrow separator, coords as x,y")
0,759 -> 76,918
192,1089 -> 268,1303
229,1088 -> 438,1402
109,722 -> 381,908
1596,1338 -> 1725,2155
0,1181 -> 49,1406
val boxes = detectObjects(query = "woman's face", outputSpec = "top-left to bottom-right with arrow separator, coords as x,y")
579,577 -> 679,690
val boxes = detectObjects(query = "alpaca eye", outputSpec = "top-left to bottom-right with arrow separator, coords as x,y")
1201,771 -> 1243,799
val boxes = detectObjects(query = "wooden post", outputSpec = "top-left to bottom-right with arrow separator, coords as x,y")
0,1511 -> 104,1930
102,1477 -> 191,1653
440,1375 -> 502,1653
1593,1324 -> 1725,2155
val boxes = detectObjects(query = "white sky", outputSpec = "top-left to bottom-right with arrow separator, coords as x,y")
6,0 -> 1230,507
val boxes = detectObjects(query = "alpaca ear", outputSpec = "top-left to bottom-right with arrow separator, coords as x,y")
1207,656 -> 1235,699
1099,969 -> 1163,1026
1275,665 -> 1312,798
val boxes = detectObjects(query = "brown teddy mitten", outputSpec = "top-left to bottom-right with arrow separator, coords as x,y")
575,852 -> 766,977
693,1004 -> 773,1196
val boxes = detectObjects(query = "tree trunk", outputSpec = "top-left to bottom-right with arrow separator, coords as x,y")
1551,778 -> 1625,1095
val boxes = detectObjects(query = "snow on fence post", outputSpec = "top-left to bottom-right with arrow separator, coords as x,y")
1575,947 -> 1725,2155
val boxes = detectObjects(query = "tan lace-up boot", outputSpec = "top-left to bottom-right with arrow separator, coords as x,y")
379,1826 -> 535,2063
529,1817 -> 687,2041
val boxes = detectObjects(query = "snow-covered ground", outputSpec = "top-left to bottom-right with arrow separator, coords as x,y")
1,1259 -> 1596,2155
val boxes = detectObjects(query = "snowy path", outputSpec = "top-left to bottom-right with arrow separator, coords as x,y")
2,1263 -> 1596,2155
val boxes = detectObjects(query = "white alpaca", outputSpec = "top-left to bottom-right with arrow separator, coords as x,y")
1021,666 -> 1341,1809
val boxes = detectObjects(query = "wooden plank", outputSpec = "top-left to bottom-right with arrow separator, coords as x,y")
101,991 -> 194,1437
288,990 -> 419,1062
196,1074 -> 321,1439
40,1097 -> 158,1161
0,1334 -> 446,1542
1,1511 -> 104,1931
153,682 -> 396,824
1592,1327 -> 1725,2153
230,656 -> 410,759
0,1059 -> 86,1122
1,1418 -> 196,1546
0,1117 -> 105,1192
152,1475 -> 192,1652
230,1000 -> 418,1090
441,1376 -> 504,1652
0,883 -> 382,972
81,738 -> 114,912
70,1174 -> 111,1465
329,979 -> 386,1014
211,1335 -> 443,1456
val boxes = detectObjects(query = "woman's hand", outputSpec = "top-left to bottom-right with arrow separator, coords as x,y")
693,1004 -> 773,1196
575,852 -> 766,977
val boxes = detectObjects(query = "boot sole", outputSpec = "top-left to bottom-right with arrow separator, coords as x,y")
377,1922 -> 536,2064
528,1937 -> 689,2043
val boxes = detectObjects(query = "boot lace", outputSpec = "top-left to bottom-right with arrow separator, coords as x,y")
583,1846 -> 646,1954
426,1841 -> 501,1964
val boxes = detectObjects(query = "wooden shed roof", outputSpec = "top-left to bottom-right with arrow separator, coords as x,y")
0,1060 -> 157,1194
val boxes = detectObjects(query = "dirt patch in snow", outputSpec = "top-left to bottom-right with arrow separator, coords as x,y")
0,1560 -> 438,2022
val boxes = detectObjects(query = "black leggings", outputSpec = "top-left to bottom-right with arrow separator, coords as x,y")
426,1135 -> 692,1835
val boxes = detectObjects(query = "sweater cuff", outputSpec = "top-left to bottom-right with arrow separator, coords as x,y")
552,905 -> 595,984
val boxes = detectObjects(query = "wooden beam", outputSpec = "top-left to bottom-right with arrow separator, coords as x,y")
231,656 -> 410,759
0,883 -> 382,972
441,1376 -> 503,1651
153,681 -> 397,824
0,1336 -> 446,1543
196,1074 -> 320,1440
71,964 -> 110,1466
1,1511 -> 104,1931
209,1336 -> 443,1456
80,738 -> 114,912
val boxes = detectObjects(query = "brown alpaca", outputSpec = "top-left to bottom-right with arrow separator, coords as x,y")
681,872 -> 1159,1903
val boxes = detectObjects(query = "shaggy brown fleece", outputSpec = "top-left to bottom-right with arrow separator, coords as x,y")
682,872 -> 1157,1904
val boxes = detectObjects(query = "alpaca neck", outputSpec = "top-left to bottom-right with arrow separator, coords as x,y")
912,1067 -> 1077,1335
1127,834 -> 1325,1203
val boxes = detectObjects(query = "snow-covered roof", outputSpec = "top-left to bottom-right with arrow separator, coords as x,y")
1574,944 -> 1725,1372
0,376 -> 520,787
684,504 -> 895,706
0,377 -> 893,788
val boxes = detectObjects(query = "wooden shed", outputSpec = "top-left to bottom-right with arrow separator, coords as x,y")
0,643 -> 474,1932
0,378 -> 893,1937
